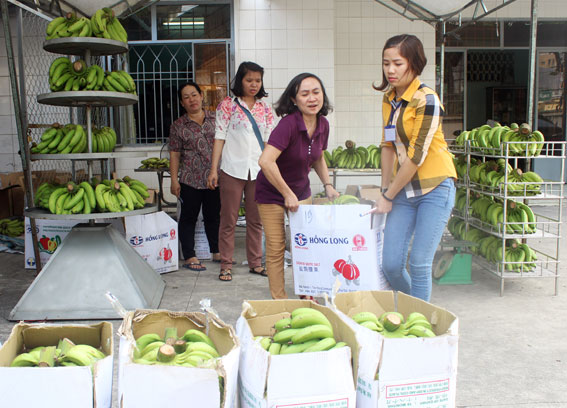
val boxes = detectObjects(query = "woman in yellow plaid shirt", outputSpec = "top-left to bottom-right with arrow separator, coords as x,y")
371,34 -> 457,301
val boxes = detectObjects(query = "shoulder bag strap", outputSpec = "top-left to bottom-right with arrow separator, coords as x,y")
234,98 -> 264,150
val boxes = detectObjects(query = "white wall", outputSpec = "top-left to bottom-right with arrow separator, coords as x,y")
234,0 -> 434,152
2,0 -> 566,188
0,17 -> 20,174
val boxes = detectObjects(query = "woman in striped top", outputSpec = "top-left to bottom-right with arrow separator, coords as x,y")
372,34 -> 457,301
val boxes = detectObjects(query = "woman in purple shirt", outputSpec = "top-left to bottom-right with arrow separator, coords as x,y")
256,73 -> 339,299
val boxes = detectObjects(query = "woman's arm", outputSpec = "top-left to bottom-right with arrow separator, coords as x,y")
169,151 -> 181,197
373,145 -> 417,213
312,153 -> 339,201
258,144 -> 302,211
207,139 -> 225,189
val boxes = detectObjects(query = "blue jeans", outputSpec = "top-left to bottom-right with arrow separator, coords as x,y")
382,178 -> 456,301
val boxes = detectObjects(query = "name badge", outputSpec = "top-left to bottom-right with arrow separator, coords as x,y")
384,125 -> 396,142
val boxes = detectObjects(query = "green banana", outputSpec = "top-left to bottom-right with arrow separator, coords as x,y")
352,311 -> 380,325
181,329 -> 217,350
274,317 -> 291,332
290,310 -> 332,329
279,339 -> 318,354
303,337 -> 336,352
272,328 -> 301,345
291,324 -> 333,344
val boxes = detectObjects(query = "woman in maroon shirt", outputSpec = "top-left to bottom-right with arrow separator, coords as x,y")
169,81 -> 220,270
256,73 -> 339,299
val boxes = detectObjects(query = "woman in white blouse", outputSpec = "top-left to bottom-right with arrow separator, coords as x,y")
207,61 -> 275,282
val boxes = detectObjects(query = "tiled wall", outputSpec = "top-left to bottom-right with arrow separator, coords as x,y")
1,0 -> 566,185
0,21 -> 19,174
234,0 -> 434,151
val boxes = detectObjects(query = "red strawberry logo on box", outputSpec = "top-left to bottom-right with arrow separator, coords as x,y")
170,229 -> 176,240
158,245 -> 173,263
331,255 -> 360,285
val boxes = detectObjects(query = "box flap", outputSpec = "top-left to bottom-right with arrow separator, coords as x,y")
240,300 -> 360,400
119,309 -> 238,357
291,204 -> 373,231
119,309 -> 240,408
333,291 -> 459,384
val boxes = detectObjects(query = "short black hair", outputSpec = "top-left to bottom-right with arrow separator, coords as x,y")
274,72 -> 332,117
230,61 -> 268,99
178,81 -> 203,100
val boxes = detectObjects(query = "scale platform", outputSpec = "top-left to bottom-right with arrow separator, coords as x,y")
10,223 -> 165,320
433,251 -> 473,285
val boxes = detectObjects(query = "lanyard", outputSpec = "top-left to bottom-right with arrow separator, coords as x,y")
387,99 -> 403,126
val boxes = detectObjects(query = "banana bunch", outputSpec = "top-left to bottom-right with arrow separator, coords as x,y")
455,122 -> 545,157
34,183 -> 62,209
45,12 -> 93,40
45,181 -> 96,215
102,70 -> 136,94
10,338 -> 105,367
0,218 -> 24,237
94,177 -> 149,213
254,308 -> 345,355
447,216 -> 467,240
326,141 -> 381,169
495,168 -> 543,196
453,155 -> 468,180
139,157 -> 170,169
92,127 -> 117,152
453,187 -> 469,216
352,311 -> 436,338
38,176 -> 149,214
468,158 -> 512,186
133,327 -> 219,367
49,57 -> 105,92
447,220 -> 539,272
91,8 -> 128,43
30,123 -> 87,154
323,194 -> 360,205
502,240 -> 539,272
465,192 -> 537,235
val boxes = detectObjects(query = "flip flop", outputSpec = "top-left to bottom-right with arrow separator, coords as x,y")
219,269 -> 232,281
182,261 -> 206,271
249,267 -> 267,277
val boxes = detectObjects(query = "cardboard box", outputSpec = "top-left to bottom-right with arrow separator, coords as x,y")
118,309 -> 240,408
236,299 -> 359,407
24,217 -> 126,269
344,184 -> 381,199
145,188 -> 157,204
289,192 -> 389,296
332,291 -> 459,408
0,322 -> 114,408
124,211 -> 178,274
0,173 -> 26,218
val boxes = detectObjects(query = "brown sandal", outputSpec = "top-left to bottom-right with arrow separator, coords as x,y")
249,266 -> 267,277
219,269 -> 232,282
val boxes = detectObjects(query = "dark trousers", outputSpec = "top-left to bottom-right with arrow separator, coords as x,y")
179,183 -> 220,260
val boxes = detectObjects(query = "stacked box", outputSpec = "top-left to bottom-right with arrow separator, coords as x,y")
333,291 -> 459,408
0,322 -> 113,408
118,309 -> 240,408
236,299 -> 359,407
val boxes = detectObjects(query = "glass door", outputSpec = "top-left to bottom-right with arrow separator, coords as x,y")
536,51 -> 566,155
437,51 -> 466,143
